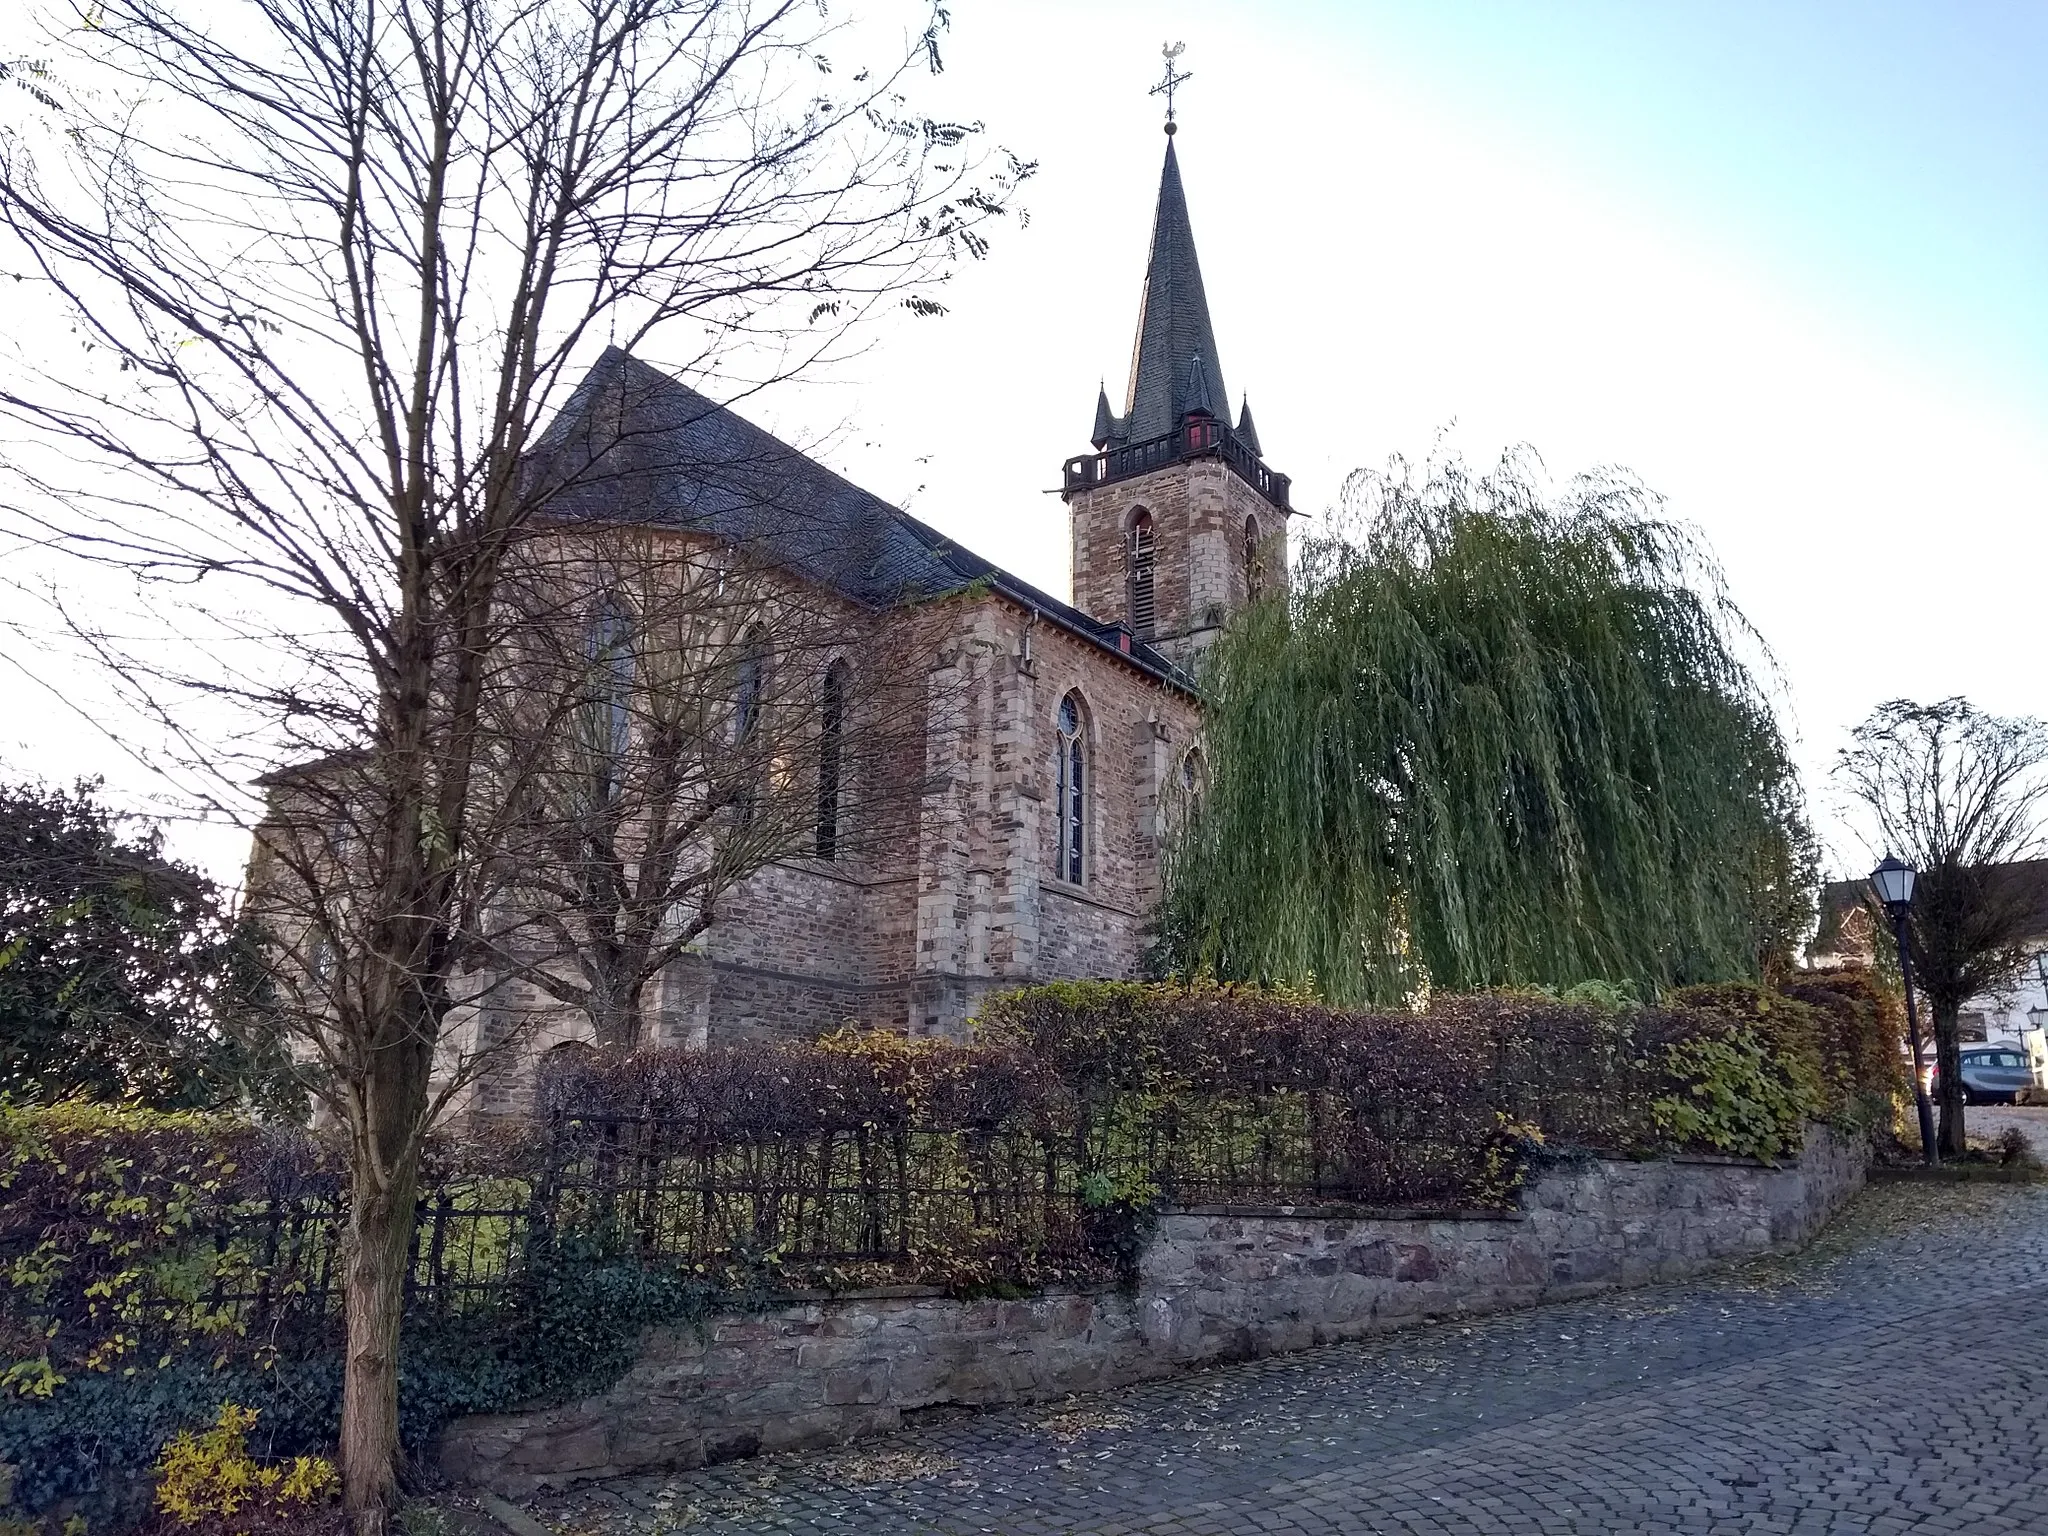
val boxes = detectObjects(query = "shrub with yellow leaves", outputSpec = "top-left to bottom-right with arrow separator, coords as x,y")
150,1403 -> 339,1535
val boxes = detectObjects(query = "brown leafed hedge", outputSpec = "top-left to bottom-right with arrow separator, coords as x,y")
540,971 -> 1905,1212
0,972 -> 1905,1374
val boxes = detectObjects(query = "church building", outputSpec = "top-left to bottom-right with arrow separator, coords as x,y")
531,125 -> 1291,1057
259,123 -> 1295,1095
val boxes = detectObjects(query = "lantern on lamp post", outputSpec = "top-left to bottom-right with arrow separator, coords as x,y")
1871,857 -> 1937,1163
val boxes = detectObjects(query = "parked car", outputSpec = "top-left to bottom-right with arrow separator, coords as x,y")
1929,1047 -> 2036,1105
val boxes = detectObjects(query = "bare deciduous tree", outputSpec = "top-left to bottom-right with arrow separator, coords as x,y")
1837,697 -> 2048,1157
0,0 -> 1026,1523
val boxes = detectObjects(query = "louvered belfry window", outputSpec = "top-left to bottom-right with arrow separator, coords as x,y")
1055,693 -> 1086,884
1128,511 -> 1157,638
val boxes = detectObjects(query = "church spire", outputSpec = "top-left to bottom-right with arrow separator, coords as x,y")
1119,135 -> 1229,443
1090,382 -> 1120,449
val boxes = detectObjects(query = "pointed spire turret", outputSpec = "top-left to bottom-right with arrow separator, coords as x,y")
1235,398 -> 1261,457
1059,91 -> 1292,530
1118,138 -> 1229,442
1090,383 -> 1121,450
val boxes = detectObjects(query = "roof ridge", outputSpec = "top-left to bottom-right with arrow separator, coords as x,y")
532,351 -> 1194,692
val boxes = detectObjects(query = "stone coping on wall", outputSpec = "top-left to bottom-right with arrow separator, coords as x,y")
436,1126 -> 1868,1496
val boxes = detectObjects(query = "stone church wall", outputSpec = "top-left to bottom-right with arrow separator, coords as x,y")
903,598 -> 1201,1037
695,860 -> 912,1042
454,587 -> 1207,1056
302,573 -> 1207,1113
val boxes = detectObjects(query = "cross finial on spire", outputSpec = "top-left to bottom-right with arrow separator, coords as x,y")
1150,41 -> 1191,135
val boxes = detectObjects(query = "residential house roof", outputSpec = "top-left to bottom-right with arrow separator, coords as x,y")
1813,858 -> 2048,959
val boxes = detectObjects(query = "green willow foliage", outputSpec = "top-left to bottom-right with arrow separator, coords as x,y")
1159,450 -> 1817,1006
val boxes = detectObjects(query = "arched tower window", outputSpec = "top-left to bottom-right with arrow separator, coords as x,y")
1055,692 -> 1087,884
1127,510 -> 1157,638
816,658 -> 848,858
1243,515 -> 1263,601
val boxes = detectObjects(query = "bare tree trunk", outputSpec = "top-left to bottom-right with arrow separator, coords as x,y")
339,892 -> 439,1530
584,962 -> 641,1050
339,1159 -> 416,1534
1932,999 -> 1968,1159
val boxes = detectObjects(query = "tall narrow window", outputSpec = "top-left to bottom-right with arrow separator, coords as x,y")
734,625 -> 768,743
733,625 -> 768,824
1178,747 -> 1206,814
1128,511 -> 1157,637
1162,747 -> 1206,845
816,659 -> 848,858
1243,516 -> 1263,601
1055,693 -> 1086,884
588,594 -> 633,798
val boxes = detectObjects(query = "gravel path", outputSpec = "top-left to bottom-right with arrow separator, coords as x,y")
524,1179 -> 2048,1535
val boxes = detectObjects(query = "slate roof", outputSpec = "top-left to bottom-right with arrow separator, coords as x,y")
1106,137 -> 1231,445
530,347 -> 1191,690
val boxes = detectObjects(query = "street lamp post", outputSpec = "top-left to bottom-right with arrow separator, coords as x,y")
1872,857 -> 1937,1164
2028,955 -> 2048,1098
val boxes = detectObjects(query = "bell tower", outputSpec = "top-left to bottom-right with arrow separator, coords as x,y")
1062,83 -> 1293,671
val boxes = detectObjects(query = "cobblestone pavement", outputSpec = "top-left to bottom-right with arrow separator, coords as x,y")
526,1182 -> 2048,1535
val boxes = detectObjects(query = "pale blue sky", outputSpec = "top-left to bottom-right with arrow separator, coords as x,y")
1334,0 -> 2048,410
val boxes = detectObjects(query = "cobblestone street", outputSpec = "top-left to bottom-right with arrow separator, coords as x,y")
526,1177 -> 2048,1536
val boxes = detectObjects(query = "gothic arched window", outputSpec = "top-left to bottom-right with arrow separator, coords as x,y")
1162,745 -> 1206,844
1055,692 -> 1087,884
816,658 -> 848,858
1128,510 -> 1157,638
1243,515 -> 1263,601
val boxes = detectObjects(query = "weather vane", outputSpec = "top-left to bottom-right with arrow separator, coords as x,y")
1150,41 -> 1191,133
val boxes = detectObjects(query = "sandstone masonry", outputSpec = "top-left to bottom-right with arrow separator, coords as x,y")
435,1128 -> 1867,1495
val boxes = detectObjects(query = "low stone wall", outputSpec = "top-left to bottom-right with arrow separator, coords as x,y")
436,1127 -> 1866,1494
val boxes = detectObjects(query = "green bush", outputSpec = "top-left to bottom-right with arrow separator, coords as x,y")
1650,1028 -> 1816,1163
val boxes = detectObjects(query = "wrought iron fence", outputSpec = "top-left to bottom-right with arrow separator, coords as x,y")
15,983 -> 1877,1364
542,1116 -> 1080,1260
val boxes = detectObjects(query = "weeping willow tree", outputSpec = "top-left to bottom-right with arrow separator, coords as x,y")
1159,448 -> 1816,1006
